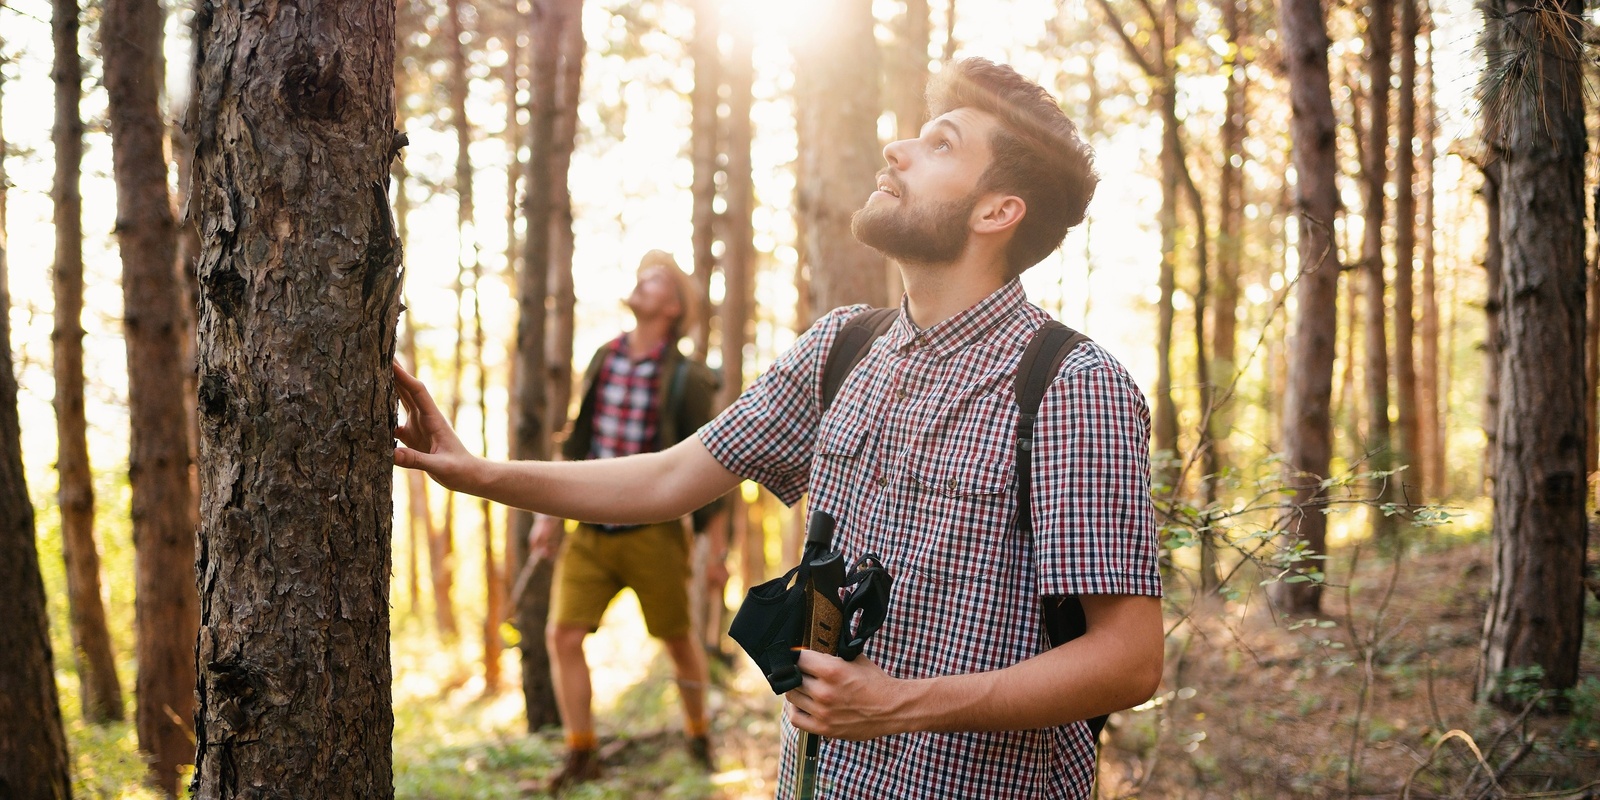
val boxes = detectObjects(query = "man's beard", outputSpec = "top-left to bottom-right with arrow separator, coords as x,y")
851,189 -> 978,265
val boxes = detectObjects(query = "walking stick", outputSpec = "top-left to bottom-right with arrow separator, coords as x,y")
792,512 -> 846,800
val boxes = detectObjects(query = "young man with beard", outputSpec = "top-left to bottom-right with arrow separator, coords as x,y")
396,58 -> 1163,799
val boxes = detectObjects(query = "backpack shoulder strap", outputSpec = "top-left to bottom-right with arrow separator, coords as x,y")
1014,321 -> 1090,535
1014,320 -> 1105,741
820,307 -> 899,414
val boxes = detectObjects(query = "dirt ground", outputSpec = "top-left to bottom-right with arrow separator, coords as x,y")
394,532 -> 1599,799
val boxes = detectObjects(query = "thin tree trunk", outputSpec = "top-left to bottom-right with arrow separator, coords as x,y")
104,0 -> 200,791
1211,0 -> 1247,476
53,0 -> 124,724
402,319 -> 430,618
1272,0 -> 1341,615
509,0 -> 575,732
885,0 -> 930,304
1393,0 -> 1420,506
190,1 -> 403,794
546,3 -> 582,439
1588,186 -> 1600,498
794,0 -> 887,313
1153,6 -> 1180,499
0,53 -> 76,800
689,0 -> 720,360
722,17 -> 758,610
1361,0 -> 1398,542
476,263 -> 501,693
942,0 -> 957,62
1482,165 -> 1502,492
1419,12 -> 1443,499
1477,0 -> 1589,706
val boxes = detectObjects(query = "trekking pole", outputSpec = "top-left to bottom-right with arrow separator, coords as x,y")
791,512 -> 846,800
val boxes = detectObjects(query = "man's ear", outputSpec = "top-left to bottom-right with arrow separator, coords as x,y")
972,194 -> 1026,235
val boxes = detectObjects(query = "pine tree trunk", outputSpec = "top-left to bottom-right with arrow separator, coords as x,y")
1273,0 -> 1341,616
53,0 -> 125,725
885,0 -> 930,303
0,57 -> 76,800
1482,165 -> 1502,493
1212,0 -> 1247,476
190,1 -> 403,794
509,0 -> 576,731
1360,0 -> 1397,542
1477,0 -> 1589,707
689,0 -> 720,360
1153,32 -> 1181,498
722,20 -> 759,602
1419,13 -> 1443,499
794,0 -> 886,313
103,1 -> 201,792
1393,0 -> 1420,505
546,5 -> 582,439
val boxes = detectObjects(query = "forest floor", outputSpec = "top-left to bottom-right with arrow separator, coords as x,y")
59,526 -> 1600,799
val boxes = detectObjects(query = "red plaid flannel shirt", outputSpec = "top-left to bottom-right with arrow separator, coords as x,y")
700,279 -> 1161,799
589,334 -> 666,460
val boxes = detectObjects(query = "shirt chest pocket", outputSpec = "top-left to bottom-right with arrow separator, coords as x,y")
812,410 -> 874,498
903,392 -> 1022,577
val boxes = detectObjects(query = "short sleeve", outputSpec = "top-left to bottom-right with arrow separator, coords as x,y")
1030,353 -> 1163,598
698,306 -> 870,506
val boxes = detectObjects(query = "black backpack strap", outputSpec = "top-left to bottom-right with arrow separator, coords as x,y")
1014,321 -> 1089,536
1014,321 -> 1106,741
820,307 -> 899,414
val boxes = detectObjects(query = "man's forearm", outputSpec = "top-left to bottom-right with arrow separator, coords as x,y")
461,435 -> 741,525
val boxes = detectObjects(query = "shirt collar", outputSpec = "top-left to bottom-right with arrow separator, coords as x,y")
884,278 -> 1026,359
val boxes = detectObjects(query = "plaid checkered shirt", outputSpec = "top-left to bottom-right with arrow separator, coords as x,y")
700,279 -> 1162,800
589,334 -> 667,460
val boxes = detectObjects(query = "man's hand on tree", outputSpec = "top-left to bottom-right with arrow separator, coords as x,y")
393,360 -> 478,492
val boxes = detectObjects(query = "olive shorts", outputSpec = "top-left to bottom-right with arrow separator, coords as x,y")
550,520 -> 692,639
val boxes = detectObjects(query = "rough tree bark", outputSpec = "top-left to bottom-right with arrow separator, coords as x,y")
103,0 -> 201,791
190,1 -> 403,795
1360,0 -> 1398,542
722,19 -> 758,597
1393,0 -> 1420,504
1482,164 -> 1502,492
0,55 -> 76,800
688,0 -> 720,359
1419,12 -> 1443,498
1272,0 -> 1341,615
794,0 -> 887,313
508,0 -> 578,731
53,0 -> 125,724
1477,0 -> 1589,707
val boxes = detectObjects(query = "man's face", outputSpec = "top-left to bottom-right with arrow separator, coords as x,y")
851,107 -> 1000,265
627,265 -> 683,324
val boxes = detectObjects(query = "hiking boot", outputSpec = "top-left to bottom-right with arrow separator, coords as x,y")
541,748 -> 601,794
687,734 -> 714,771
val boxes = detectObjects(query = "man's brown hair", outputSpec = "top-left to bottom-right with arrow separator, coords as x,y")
926,58 -> 1098,275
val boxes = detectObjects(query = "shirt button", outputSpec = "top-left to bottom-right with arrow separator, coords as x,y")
877,475 -> 888,488
946,478 -> 959,493
895,387 -> 908,401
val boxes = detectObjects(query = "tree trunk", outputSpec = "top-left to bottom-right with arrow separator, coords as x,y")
1272,0 -> 1341,616
885,0 -> 930,303
53,0 -> 125,725
1482,164 -> 1502,493
1393,0 -> 1420,505
1477,0 -> 1589,707
190,1 -> 403,794
721,17 -> 759,619
689,0 -> 720,360
1153,18 -> 1181,499
103,1 -> 201,792
1360,0 -> 1398,542
1419,12 -> 1443,499
0,55 -> 76,800
546,3 -> 582,441
509,0 -> 576,732
1211,0 -> 1247,480
794,0 -> 887,313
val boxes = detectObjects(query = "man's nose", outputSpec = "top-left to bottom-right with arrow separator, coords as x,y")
883,138 -> 908,168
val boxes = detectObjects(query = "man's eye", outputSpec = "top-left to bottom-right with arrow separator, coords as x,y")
934,139 -> 951,151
